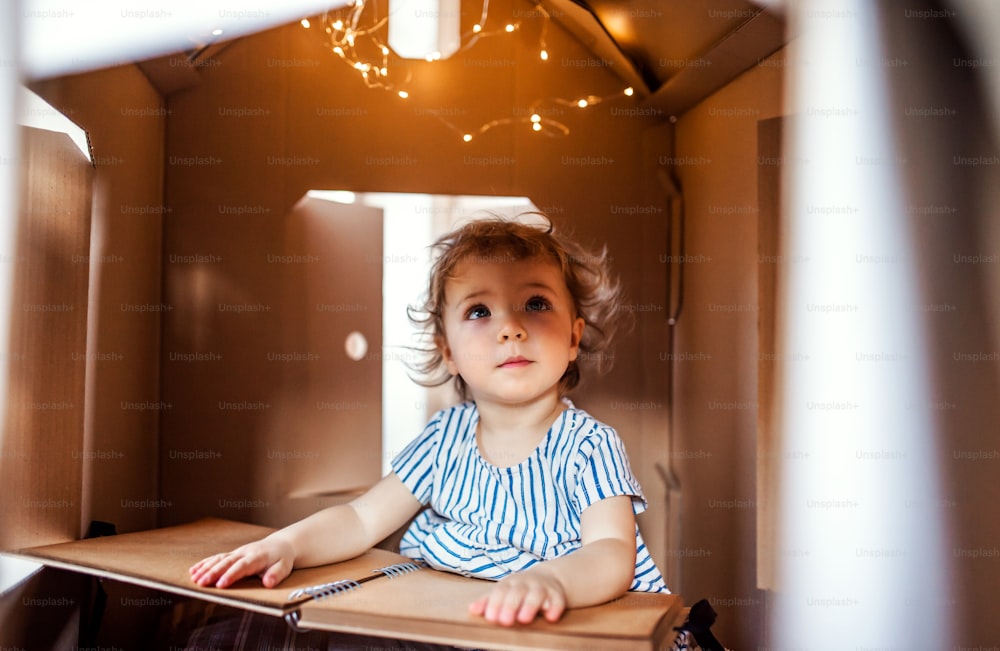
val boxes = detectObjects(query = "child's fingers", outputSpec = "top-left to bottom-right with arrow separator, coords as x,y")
189,552 -> 231,576
540,590 -> 566,622
215,554 -> 262,588
469,575 -> 568,627
492,583 -> 531,626
261,557 -> 293,588
190,553 -> 230,586
515,588 -> 548,624
206,558 -> 236,586
467,595 -> 488,616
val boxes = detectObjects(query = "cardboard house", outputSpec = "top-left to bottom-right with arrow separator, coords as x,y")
2,0 -> 998,648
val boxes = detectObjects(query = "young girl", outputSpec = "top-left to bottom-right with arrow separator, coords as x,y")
189,216 -> 667,634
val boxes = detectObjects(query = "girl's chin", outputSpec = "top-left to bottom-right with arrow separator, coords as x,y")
471,389 -> 562,407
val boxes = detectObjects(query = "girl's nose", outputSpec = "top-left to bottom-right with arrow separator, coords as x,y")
497,317 -> 526,342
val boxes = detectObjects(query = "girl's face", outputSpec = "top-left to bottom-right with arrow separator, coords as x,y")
436,256 -> 585,408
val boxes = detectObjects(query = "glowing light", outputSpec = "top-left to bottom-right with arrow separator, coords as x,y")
212,28 -> 223,36
307,0 -> 633,143
300,18 -> 311,29
308,189 -> 356,204
389,0 -> 461,60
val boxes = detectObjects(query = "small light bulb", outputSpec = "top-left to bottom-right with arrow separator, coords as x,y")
577,99 -> 589,108
532,122 -> 542,132
624,87 -> 634,96
505,24 -> 515,32
380,67 -> 387,76
530,114 -> 541,123
473,24 -> 482,33
398,90 -> 409,99
540,49 -> 548,61
212,28 -> 223,36
463,134 -> 473,142
300,18 -> 311,29
333,20 -> 344,30
333,46 -> 344,56
381,46 -> 389,55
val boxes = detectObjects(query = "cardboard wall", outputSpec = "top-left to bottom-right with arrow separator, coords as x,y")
0,124 -> 94,651
0,127 -> 91,551
671,48 -> 786,646
30,63 -> 166,536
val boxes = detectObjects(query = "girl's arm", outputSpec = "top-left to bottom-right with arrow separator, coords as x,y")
189,472 -> 422,589
468,494 -> 638,626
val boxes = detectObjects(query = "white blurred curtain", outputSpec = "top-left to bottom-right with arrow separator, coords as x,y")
773,0 -> 1000,647
19,0 -> 352,79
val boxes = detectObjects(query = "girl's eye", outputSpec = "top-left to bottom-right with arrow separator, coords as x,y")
466,305 -> 490,320
524,296 -> 552,312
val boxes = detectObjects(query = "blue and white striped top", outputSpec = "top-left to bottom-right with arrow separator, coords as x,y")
391,401 -> 669,593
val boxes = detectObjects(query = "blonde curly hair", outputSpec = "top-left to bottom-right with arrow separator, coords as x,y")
407,215 -> 626,400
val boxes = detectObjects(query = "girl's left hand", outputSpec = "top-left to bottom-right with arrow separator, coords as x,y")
467,568 -> 567,626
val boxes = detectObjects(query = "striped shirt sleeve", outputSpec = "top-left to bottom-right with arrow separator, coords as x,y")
571,425 -> 647,515
390,411 -> 445,505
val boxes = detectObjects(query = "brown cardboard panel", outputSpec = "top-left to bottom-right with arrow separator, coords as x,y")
10,518 -> 683,650
29,63 -> 166,536
671,46 -> 786,645
300,567 -> 680,651
158,193 -> 385,525
11,518 -> 401,616
643,8 -> 786,117
0,127 -> 92,551
756,116 -> 783,591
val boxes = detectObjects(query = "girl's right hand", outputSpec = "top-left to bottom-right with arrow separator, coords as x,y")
189,535 -> 296,589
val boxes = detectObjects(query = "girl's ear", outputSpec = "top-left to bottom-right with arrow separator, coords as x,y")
568,317 -> 585,361
435,335 -> 460,376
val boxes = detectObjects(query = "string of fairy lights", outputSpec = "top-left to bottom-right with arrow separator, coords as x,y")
300,0 -> 636,142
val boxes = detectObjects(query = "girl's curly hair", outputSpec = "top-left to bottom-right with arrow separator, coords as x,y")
406,215 -> 627,401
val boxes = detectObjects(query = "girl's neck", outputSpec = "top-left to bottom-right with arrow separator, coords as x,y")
473,391 -> 566,467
